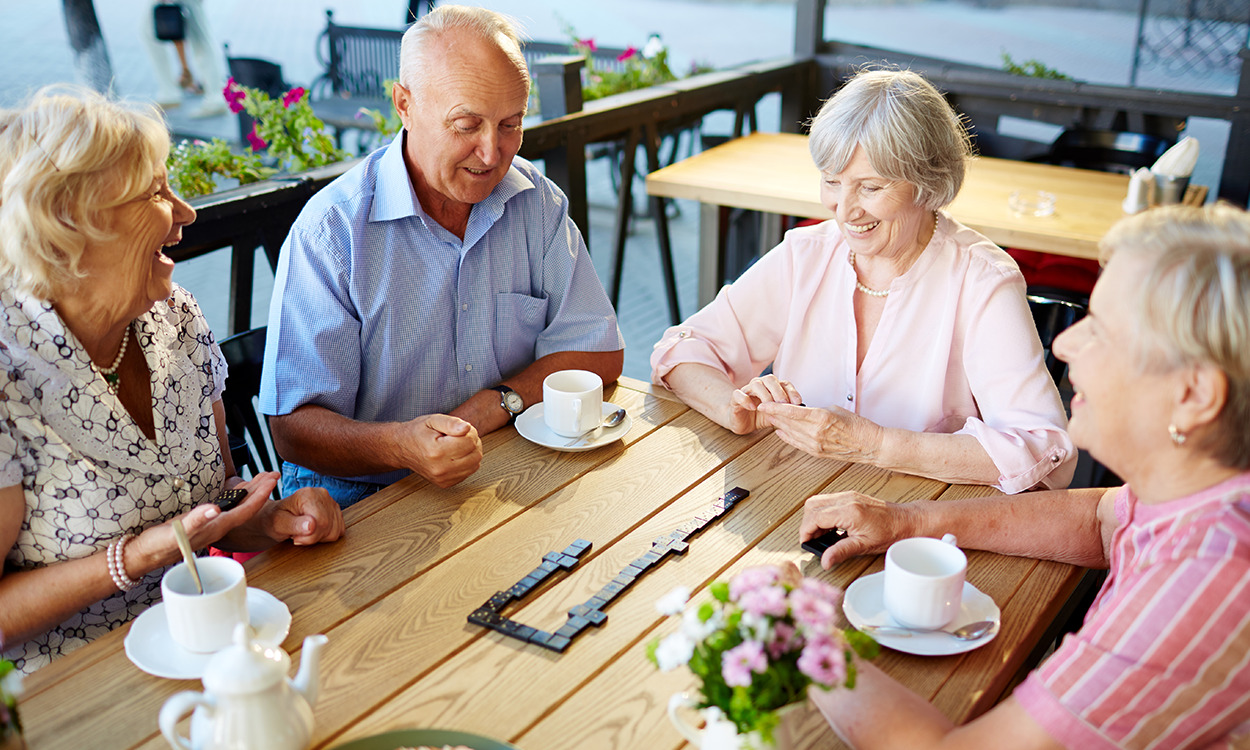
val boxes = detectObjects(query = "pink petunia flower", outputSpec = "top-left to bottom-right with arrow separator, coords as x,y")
576,37 -> 597,52
728,566 -> 779,602
223,77 -> 246,113
738,585 -> 788,619
767,621 -> 804,660
722,640 -> 767,688
797,634 -> 847,687
789,589 -> 837,634
617,46 -> 637,63
245,124 -> 267,152
799,578 -> 843,605
282,86 -> 306,109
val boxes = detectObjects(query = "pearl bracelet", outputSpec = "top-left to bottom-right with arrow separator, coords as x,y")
106,533 -> 140,592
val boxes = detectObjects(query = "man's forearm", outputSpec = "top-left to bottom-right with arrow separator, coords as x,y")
269,405 -> 408,477
451,349 -> 624,435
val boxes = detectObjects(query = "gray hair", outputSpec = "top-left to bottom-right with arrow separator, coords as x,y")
0,85 -> 169,300
1101,203 -> 1250,469
807,68 -> 972,211
399,5 -> 530,104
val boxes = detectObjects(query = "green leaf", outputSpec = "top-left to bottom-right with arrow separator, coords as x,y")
845,629 -> 881,660
710,581 -> 730,603
645,638 -> 660,667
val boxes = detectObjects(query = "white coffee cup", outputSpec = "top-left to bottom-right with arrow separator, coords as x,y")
161,556 -> 248,653
883,533 -> 966,630
543,370 -> 603,437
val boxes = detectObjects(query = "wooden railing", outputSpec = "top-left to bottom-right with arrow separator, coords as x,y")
173,58 -> 813,335
794,0 -> 1250,207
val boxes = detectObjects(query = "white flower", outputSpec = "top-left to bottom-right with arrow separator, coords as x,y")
642,33 -> 665,59
738,611 -> 772,643
655,631 -> 696,672
656,585 -> 691,616
681,604 -> 722,642
702,706 -> 742,750
0,669 -> 22,699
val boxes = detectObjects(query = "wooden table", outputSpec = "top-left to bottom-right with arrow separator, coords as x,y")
21,377 -> 1084,750
646,132 -> 1140,307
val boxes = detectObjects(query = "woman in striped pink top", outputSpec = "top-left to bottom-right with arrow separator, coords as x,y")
799,202 -> 1250,749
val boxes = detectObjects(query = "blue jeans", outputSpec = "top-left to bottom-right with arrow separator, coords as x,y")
281,462 -> 387,510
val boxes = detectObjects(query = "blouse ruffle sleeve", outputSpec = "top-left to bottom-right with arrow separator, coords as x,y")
651,234 -> 798,388
950,261 -> 1075,493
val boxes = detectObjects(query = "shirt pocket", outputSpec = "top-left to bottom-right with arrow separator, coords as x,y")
494,292 -> 549,377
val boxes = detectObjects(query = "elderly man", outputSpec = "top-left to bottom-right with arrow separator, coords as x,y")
260,5 -> 624,508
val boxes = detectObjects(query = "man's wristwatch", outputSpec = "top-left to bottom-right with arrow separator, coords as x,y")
493,385 -> 524,423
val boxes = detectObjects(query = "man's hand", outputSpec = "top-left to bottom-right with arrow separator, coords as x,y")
262,487 -> 345,546
727,375 -> 804,434
800,492 -> 918,569
759,402 -> 884,464
402,413 -> 483,487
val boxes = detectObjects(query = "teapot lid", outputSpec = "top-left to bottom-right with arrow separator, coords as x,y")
202,623 -> 290,694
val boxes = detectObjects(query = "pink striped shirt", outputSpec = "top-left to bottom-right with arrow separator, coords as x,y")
1016,473 -> 1250,748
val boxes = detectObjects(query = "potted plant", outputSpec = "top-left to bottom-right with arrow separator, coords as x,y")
649,566 -> 877,750
0,660 -> 24,750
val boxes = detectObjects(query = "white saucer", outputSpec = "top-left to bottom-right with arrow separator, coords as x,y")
124,587 -> 292,679
515,402 -> 632,452
842,572 -> 1000,656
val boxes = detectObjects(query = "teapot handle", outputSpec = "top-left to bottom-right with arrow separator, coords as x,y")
160,690 -> 212,750
666,692 -> 704,748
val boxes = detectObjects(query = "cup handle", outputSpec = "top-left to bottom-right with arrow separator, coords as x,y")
941,533 -> 958,547
667,692 -> 704,748
160,690 -> 211,750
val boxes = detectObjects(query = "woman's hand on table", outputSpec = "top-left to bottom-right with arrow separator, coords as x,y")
727,375 -> 804,434
758,401 -> 884,464
800,492 -> 917,569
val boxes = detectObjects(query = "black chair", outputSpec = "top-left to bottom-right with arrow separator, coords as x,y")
218,326 -> 278,478
1035,128 -> 1172,176
310,10 -> 403,150
224,49 -> 290,145
1025,285 -> 1088,387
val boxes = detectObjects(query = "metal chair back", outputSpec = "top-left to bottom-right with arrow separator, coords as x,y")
218,326 -> 279,477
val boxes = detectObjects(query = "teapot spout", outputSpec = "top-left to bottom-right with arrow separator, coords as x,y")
292,634 -> 328,708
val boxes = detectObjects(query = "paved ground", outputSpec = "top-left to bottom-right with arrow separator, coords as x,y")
0,0 -> 1237,378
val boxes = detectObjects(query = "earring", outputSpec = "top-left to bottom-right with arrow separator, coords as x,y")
1168,424 -> 1187,446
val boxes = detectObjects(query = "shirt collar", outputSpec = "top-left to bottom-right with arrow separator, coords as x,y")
368,130 -> 536,230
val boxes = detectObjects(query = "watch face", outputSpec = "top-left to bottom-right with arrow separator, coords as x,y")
502,391 -> 524,414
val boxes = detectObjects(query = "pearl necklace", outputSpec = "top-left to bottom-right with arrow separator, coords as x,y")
97,322 -> 131,392
848,252 -> 890,297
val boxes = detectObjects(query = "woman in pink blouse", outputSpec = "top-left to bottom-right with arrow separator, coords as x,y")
651,69 -> 1073,493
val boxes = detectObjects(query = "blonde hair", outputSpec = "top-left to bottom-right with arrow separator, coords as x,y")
807,68 -> 973,211
1100,203 -> 1250,469
0,85 -> 170,299
399,4 -> 529,106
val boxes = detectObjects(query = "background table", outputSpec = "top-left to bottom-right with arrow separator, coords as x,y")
22,377 -> 1085,749
646,132 -> 1142,307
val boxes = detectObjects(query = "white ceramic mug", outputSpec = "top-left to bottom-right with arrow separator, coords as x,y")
883,533 -> 966,630
543,370 -> 603,437
162,556 -> 248,653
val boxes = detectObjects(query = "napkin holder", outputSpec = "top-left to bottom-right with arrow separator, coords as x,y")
1151,170 -> 1189,205
1123,169 -> 1154,214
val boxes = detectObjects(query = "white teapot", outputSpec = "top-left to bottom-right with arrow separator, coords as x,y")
160,623 -> 328,750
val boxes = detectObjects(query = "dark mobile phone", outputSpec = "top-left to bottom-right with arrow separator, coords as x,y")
214,488 -> 248,512
801,527 -> 848,560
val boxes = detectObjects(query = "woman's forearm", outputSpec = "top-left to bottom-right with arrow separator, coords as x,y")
662,363 -> 742,430
875,428 -> 1001,487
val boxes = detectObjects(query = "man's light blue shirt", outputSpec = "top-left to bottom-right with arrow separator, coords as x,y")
260,132 -> 623,485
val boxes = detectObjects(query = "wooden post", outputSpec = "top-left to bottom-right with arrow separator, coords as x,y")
794,0 -> 824,59
1222,48 -> 1250,207
534,55 -> 585,120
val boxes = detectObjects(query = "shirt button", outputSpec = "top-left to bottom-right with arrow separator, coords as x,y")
465,364 -> 473,372
172,477 -> 186,490
846,394 -> 854,402
462,303 -> 469,311
677,331 -> 688,338
1051,454 -> 1061,464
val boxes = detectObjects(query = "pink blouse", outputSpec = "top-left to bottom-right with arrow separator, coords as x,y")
651,214 -> 1074,493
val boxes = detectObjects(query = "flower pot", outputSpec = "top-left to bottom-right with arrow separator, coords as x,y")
668,692 -> 805,750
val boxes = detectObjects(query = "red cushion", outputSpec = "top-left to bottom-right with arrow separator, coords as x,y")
1006,249 -> 1099,296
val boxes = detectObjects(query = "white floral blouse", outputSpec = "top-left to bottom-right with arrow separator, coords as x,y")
0,281 -> 227,673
